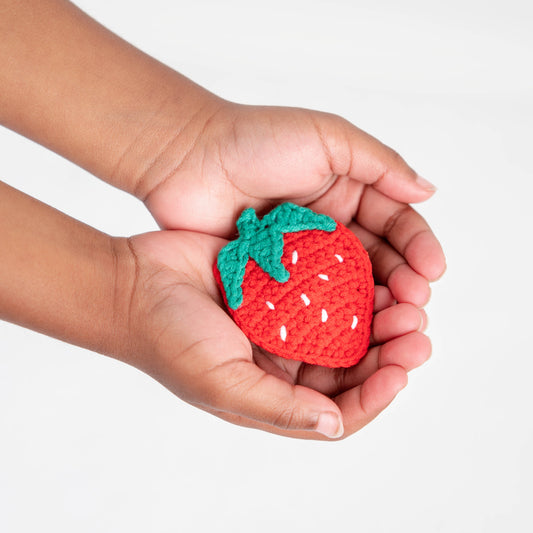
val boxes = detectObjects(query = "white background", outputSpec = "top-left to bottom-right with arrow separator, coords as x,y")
1,0 -> 532,531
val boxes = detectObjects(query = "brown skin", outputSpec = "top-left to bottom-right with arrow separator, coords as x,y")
0,0 -> 445,439
0,182 -> 431,439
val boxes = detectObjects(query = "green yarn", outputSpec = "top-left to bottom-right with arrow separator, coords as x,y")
217,203 -> 336,310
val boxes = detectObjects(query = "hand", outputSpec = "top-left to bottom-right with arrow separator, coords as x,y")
125,230 -> 431,440
140,102 -> 446,307
0,1 -> 444,307
0,1 -> 441,438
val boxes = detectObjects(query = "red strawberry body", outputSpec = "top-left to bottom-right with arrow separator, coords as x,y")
214,204 -> 374,368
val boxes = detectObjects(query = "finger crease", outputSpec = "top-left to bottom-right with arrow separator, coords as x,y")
382,205 -> 412,242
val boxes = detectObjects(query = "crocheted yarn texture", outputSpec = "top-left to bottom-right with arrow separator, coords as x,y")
214,203 -> 374,368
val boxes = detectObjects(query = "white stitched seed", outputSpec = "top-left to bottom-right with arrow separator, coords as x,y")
280,325 -> 287,342
321,309 -> 328,322
335,254 -> 344,263
266,301 -> 275,310
292,250 -> 298,264
301,293 -> 311,306
351,315 -> 358,329
318,274 -> 329,281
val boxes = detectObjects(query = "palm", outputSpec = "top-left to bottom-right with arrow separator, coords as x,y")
146,104 -> 366,235
143,104 -> 445,307
129,230 -> 430,439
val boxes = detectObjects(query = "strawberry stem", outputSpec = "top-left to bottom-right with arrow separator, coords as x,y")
217,203 -> 336,310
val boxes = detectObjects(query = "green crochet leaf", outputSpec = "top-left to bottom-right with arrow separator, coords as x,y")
217,203 -> 336,309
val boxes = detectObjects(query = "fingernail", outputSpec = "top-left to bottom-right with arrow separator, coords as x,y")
415,174 -> 437,192
316,412 -> 344,439
393,378 -> 408,396
417,309 -> 427,331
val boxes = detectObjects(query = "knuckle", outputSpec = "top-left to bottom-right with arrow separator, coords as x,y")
383,205 -> 413,241
271,401 -> 315,432
272,407 -> 298,431
333,368 -> 349,396
365,239 -> 383,263
387,147 -> 408,168
190,356 -> 254,408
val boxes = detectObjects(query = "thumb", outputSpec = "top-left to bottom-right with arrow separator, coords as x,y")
206,359 -> 345,439
151,284 -> 344,439
319,112 -> 437,203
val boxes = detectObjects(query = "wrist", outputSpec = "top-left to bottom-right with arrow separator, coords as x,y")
0,0 -> 224,200
111,89 -> 225,201
0,181 -> 137,360
107,235 -> 160,369
104,237 -> 139,361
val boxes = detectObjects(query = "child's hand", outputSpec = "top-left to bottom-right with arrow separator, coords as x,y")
124,230 -> 431,439
139,103 -> 446,307
0,1 -> 445,310
0,1 -> 443,438
0,180 -> 430,440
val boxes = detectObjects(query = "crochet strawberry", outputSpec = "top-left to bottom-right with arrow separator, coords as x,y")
213,203 -> 374,368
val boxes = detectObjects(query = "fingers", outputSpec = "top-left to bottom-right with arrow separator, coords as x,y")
207,364 -> 409,440
230,332 -> 429,439
167,282 -> 424,441
295,327 -> 431,398
344,331 -> 431,392
186,301 -> 420,441
373,285 -> 396,312
324,114 -> 436,203
208,362 -> 346,439
349,222 -> 431,307
371,303 -> 426,345
157,285 -> 346,439
356,187 -> 446,281
334,365 -> 408,437
197,404 -> 339,441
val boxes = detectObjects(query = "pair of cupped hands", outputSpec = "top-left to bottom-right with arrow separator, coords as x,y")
123,101 -> 445,440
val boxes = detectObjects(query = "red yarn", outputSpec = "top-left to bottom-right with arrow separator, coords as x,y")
214,221 -> 374,368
